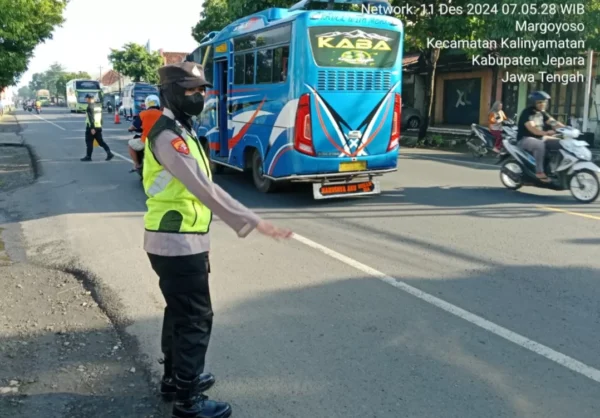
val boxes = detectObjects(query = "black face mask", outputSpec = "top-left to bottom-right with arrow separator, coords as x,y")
180,93 -> 204,117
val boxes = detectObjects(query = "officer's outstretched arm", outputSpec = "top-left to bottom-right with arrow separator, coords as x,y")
153,131 -> 262,237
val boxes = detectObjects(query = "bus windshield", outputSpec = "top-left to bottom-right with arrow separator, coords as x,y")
77,92 -> 101,103
308,26 -> 400,69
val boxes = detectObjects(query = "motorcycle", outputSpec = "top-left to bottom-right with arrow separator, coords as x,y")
128,129 -> 144,180
35,106 -> 41,114
467,115 -> 517,158
107,103 -> 113,113
498,126 -> 600,203
27,105 -> 32,112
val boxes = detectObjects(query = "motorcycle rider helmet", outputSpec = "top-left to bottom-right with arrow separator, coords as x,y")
527,91 -> 551,108
145,94 -> 160,109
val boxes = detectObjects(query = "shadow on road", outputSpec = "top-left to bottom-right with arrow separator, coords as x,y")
400,151 -> 499,171
2,264 -> 600,418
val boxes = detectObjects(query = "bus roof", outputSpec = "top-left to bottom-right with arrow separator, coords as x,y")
197,0 -> 394,46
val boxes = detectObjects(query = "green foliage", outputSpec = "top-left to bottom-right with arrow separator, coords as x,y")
191,0 -> 297,42
470,0 -> 600,71
27,65 -> 90,99
108,43 -> 163,84
192,0 -> 236,42
0,0 -> 68,88
41,63 -> 65,98
18,86 -> 33,99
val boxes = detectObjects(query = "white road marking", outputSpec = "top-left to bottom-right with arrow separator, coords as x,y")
292,232 -> 600,384
110,151 -> 133,163
34,115 -> 66,131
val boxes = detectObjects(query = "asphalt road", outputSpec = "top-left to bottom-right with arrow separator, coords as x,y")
3,107 -> 600,418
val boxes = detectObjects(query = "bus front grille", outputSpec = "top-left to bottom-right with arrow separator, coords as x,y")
317,71 -> 392,91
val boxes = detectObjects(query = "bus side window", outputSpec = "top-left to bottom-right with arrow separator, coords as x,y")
273,46 -> 289,82
257,49 -> 273,83
244,52 -> 255,84
204,49 -> 214,85
234,54 -> 245,84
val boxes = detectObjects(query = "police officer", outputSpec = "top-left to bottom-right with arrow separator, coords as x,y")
81,93 -> 114,162
144,62 -> 292,418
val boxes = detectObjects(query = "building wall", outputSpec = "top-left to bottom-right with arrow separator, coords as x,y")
434,69 -> 493,125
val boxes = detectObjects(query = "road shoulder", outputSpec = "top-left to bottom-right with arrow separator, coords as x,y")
0,113 -> 167,417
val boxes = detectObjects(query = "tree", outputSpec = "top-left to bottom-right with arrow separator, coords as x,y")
55,71 -> 92,98
471,0 -> 600,101
228,0 -> 295,20
0,0 -> 68,89
108,43 -> 163,84
29,73 -> 46,92
192,0 -> 236,42
42,63 -> 66,99
191,0 -> 297,42
18,86 -> 33,100
393,0 -> 476,139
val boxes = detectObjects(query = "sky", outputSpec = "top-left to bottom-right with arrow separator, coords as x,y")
17,0 -> 204,88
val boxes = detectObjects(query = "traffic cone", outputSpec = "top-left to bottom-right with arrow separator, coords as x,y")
114,112 -> 121,124
93,139 -> 99,147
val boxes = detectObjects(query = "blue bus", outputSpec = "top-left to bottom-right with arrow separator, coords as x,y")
190,0 -> 404,199
122,82 -> 160,119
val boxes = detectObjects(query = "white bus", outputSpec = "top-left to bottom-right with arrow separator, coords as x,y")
66,79 -> 102,113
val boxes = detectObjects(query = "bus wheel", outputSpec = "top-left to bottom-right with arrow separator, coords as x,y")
251,149 -> 277,193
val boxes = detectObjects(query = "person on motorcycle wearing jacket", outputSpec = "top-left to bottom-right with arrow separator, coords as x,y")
35,100 -> 41,109
128,95 -> 162,169
516,91 -> 565,182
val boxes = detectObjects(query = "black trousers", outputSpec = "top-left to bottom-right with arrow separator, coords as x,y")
148,252 -> 213,380
85,128 -> 111,157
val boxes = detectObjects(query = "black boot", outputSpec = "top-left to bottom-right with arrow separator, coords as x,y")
80,156 -> 91,161
172,374 -> 231,418
159,358 -> 215,401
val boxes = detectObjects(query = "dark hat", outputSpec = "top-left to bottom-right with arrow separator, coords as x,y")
85,93 -> 94,99
158,62 -> 212,89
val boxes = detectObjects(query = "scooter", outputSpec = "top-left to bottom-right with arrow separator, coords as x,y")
498,126 -> 600,203
27,105 -> 33,112
35,105 -> 41,114
467,116 -> 517,158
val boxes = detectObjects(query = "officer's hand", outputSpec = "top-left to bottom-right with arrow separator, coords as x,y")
256,220 -> 292,240
91,129 -> 96,135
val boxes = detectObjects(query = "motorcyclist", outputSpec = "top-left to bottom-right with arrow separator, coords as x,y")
35,100 -> 41,109
516,91 -> 565,182
128,95 -> 162,170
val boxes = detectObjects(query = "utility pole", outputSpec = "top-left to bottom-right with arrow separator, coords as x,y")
99,65 -> 103,81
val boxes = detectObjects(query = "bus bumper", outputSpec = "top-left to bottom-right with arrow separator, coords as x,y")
263,151 -> 398,199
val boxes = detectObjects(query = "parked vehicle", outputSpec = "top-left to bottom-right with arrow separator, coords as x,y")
401,104 -> 421,130
467,115 -> 517,157
498,126 -> 600,203
121,83 -> 159,121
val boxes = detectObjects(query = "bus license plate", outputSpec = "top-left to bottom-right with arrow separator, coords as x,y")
313,180 -> 380,200
339,161 -> 366,172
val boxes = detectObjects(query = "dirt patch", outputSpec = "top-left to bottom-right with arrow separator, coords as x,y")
0,261 -> 169,418
0,146 -> 35,192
